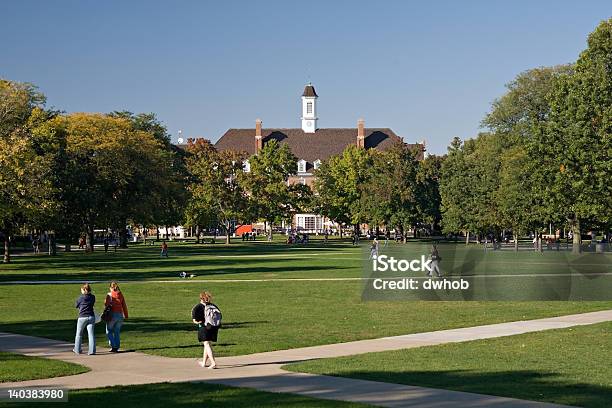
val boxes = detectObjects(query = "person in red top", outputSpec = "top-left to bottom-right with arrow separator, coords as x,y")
104,281 -> 129,352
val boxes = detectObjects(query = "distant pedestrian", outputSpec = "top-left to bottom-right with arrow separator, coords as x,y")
160,241 -> 168,257
74,283 -> 96,355
104,281 -> 129,352
191,291 -> 221,369
32,237 -> 40,254
103,237 -> 109,253
369,238 -> 379,259
427,243 -> 442,277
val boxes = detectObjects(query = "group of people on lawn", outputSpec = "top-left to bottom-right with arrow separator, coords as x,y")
74,282 -> 220,369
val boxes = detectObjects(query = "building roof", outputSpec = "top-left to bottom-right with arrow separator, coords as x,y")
302,84 -> 318,97
215,128 -> 423,162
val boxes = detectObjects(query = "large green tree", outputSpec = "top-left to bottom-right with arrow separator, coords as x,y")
360,142 -> 420,240
186,139 -> 249,244
314,145 -> 372,237
54,113 -> 172,251
529,19 -> 612,252
0,80 -> 54,262
244,140 -> 309,238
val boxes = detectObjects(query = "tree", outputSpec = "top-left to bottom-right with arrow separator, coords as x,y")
360,142 -> 420,240
0,80 -> 54,262
494,145 -> 539,251
440,137 -> 472,243
0,79 -> 46,139
243,140 -> 308,238
482,65 -> 573,143
416,154 -> 444,234
314,145 -> 372,238
186,139 -> 249,244
110,111 -> 187,247
55,113 -> 170,251
529,19 -> 612,252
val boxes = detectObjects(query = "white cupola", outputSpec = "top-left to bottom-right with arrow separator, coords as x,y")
301,83 -> 318,133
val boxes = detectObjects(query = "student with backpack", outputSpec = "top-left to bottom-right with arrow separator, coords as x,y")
191,291 -> 221,369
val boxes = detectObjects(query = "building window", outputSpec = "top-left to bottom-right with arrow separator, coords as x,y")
297,160 -> 306,173
304,216 -> 316,230
243,160 -> 250,173
306,102 -> 313,114
313,159 -> 321,170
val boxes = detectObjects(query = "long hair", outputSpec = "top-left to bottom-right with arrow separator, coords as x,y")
199,291 -> 212,303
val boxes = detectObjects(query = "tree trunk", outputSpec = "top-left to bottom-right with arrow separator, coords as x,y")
339,224 -> 343,239
3,236 -> 10,263
514,233 -> 519,252
572,217 -> 582,254
156,227 -> 160,242
375,226 -> 380,240
354,223 -> 360,243
268,220 -> 274,240
87,225 -> 95,252
49,234 -> 57,256
119,225 -> 128,248
225,221 -> 231,244
465,231 -> 470,246
195,226 -> 201,244
65,243 -> 72,252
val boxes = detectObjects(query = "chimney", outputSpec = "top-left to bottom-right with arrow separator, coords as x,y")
357,118 -> 365,148
255,119 -> 263,152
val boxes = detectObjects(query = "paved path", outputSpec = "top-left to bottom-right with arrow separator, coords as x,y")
2,309 -> 611,407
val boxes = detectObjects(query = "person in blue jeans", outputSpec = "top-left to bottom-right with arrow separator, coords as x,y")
105,281 -> 129,352
74,283 -> 96,355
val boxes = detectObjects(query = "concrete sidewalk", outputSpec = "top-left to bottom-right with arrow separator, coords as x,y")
2,309 -> 611,407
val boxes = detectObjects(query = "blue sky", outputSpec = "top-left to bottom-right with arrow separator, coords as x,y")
2,1 -> 610,154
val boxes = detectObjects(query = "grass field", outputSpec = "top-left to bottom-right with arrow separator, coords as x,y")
0,242 -> 610,357
1,280 -> 610,357
285,322 -> 612,408
0,352 -> 89,382
0,382 -> 366,407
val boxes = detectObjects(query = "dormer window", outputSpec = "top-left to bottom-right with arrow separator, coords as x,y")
297,159 -> 307,173
313,159 -> 321,170
243,160 -> 250,173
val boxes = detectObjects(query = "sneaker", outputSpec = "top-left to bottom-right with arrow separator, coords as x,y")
208,363 -> 217,370
110,348 -> 118,353
198,360 -> 206,368
73,349 -> 81,355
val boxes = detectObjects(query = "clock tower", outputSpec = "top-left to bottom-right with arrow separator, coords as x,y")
301,82 -> 318,133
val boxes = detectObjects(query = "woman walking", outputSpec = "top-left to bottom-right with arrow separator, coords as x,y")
74,283 -> 96,355
105,281 -> 129,352
191,291 -> 222,369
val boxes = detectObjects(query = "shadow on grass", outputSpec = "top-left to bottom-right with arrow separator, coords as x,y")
286,368 -> 612,408
0,318 -> 268,349
60,381 -> 356,408
0,262 -> 352,283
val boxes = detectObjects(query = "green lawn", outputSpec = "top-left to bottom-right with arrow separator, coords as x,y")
0,382 -> 367,407
0,241 -> 362,282
0,243 -> 610,357
285,322 -> 612,408
0,352 -> 89,382
0,280 -> 609,358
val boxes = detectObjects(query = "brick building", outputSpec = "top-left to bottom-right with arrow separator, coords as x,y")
214,83 -> 424,233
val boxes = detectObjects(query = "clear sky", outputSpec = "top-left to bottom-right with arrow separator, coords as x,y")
2,1 -> 610,154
